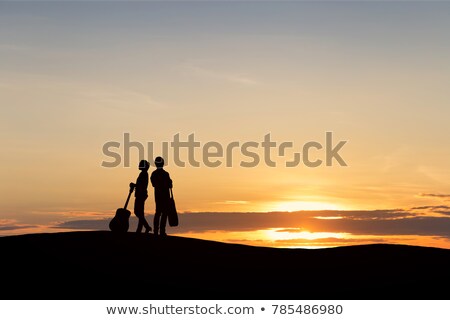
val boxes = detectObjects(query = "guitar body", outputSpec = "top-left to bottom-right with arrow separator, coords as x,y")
109,208 -> 131,233
109,184 -> 134,233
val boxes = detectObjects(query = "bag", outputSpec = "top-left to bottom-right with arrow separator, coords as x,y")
167,188 -> 178,227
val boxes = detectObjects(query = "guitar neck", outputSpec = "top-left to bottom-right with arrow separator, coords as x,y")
124,188 -> 133,209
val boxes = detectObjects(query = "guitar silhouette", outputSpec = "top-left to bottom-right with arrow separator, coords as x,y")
109,183 -> 135,233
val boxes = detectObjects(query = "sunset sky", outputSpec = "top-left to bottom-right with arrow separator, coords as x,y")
1,1 -> 450,248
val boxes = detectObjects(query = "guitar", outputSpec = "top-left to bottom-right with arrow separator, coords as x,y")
109,183 -> 135,233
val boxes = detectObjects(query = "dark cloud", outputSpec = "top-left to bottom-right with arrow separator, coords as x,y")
419,193 -> 450,199
0,220 -> 38,231
312,209 -> 415,220
54,219 -> 110,230
275,228 -> 304,233
0,225 -> 35,231
54,210 -> 450,239
411,205 -> 450,216
411,205 -> 450,210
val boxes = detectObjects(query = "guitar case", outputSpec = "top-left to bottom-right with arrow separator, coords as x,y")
168,188 -> 178,227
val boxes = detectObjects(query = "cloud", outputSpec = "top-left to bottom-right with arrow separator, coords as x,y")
419,193 -> 450,199
416,167 -> 449,184
55,219 -> 110,231
215,200 -> 249,205
0,225 -> 33,231
311,209 -> 415,220
411,206 -> 450,210
410,205 -> 450,216
52,209 -> 450,239
47,211 -> 113,218
0,44 -> 30,52
81,87 -> 164,112
0,219 -> 38,231
275,228 -> 305,233
184,64 -> 260,86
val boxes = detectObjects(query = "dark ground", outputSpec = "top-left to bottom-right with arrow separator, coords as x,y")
1,231 -> 449,300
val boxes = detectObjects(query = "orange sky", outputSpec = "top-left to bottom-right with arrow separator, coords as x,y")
1,2 -> 450,249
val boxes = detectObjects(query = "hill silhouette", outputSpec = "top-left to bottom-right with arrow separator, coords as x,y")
1,231 -> 450,299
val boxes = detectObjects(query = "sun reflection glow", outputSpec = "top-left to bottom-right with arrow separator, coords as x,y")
270,201 -> 343,212
263,228 -> 349,241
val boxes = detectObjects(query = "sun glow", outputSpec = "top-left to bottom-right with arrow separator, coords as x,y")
270,201 -> 343,212
174,228 -> 353,249
263,228 -> 350,241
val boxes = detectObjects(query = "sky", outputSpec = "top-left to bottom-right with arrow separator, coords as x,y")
1,1 -> 450,249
